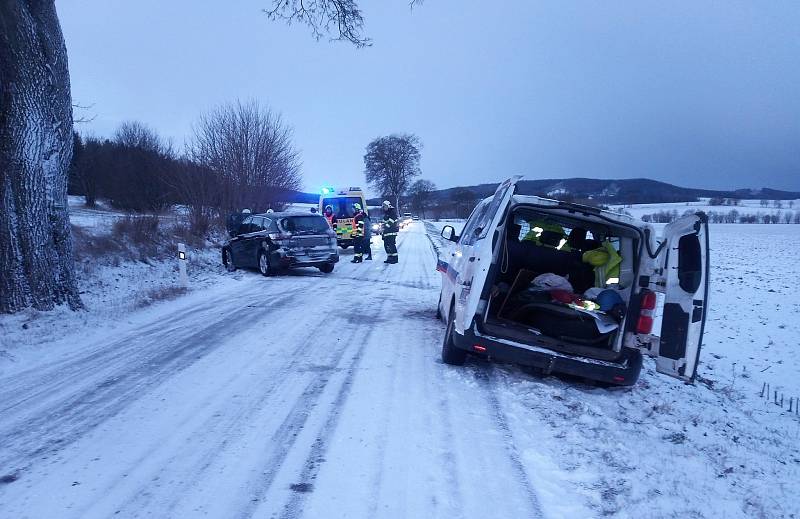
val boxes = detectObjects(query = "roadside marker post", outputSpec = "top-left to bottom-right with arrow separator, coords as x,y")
178,243 -> 188,287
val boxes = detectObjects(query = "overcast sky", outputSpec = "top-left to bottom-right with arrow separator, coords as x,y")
60,0 -> 800,194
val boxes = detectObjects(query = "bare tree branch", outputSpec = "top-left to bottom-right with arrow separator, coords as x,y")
264,0 -> 371,47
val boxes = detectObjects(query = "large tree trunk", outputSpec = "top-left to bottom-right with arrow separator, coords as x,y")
0,1 -> 81,313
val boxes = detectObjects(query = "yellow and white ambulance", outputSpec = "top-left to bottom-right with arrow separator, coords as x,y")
319,186 -> 369,249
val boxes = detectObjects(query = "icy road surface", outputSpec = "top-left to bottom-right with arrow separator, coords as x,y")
1,222 -> 799,518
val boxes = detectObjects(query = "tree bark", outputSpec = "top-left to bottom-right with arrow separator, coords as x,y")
0,1 -> 82,313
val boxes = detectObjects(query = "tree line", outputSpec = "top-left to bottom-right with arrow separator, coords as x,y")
0,0 -> 421,314
641,209 -> 800,224
68,100 -> 302,236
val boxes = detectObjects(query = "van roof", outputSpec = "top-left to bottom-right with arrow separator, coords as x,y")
509,194 -> 640,227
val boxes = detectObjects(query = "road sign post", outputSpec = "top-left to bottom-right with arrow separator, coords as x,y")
178,243 -> 188,287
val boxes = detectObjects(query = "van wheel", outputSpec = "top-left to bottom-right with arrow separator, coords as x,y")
223,248 -> 236,272
318,263 -> 334,274
442,304 -> 467,366
258,250 -> 273,277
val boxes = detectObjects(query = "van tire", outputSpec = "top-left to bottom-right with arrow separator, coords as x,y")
318,263 -> 334,274
442,304 -> 467,366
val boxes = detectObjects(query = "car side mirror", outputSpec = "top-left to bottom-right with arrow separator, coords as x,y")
441,225 -> 458,242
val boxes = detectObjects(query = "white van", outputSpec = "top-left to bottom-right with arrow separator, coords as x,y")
436,176 -> 709,385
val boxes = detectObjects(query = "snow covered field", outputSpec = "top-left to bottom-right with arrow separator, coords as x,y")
610,197 -> 800,223
1,219 -> 799,518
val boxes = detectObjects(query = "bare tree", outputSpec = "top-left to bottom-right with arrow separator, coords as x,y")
364,134 -> 422,211
0,1 -> 408,314
265,0 -> 423,47
169,160 -> 221,236
106,121 -> 174,212
189,100 -> 302,213
407,179 -> 436,218
0,1 -> 82,313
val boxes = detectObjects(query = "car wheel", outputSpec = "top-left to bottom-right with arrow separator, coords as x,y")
258,250 -> 273,277
441,303 -> 467,366
318,263 -> 334,274
223,248 -> 236,272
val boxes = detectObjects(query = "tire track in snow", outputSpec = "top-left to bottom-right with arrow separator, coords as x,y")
0,287 -> 304,479
0,295 -> 226,414
474,365 -> 544,518
276,313 -> 383,519
111,296 -> 353,516
235,299 -> 385,519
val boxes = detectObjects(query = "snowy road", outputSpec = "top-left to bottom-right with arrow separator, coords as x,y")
3,222 -> 799,518
0,224 -> 553,518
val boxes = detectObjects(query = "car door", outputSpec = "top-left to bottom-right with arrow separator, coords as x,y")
652,212 -> 710,382
243,217 -> 266,267
229,216 -> 253,266
440,199 -> 488,323
453,175 -> 521,334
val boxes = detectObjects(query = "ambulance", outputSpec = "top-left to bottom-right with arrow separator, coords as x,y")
319,186 -> 369,249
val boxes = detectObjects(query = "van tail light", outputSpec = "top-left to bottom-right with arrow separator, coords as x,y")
636,290 -> 656,334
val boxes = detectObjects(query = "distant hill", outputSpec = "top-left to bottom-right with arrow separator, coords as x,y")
380,178 -> 800,205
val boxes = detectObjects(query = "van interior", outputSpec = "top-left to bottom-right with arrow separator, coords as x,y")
480,207 -> 640,361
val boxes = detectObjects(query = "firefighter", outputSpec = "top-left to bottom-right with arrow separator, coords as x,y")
381,200 -> 399,264
351,203 -> 367,263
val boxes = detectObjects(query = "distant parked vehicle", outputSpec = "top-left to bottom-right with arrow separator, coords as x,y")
412,215 -> 420,221
222,212 -> 339,275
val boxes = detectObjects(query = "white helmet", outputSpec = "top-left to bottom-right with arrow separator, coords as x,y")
382,200 -> 391,208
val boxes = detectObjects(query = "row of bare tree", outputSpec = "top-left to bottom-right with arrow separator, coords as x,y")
0,0 -> 406,314
69,100 -> 302,235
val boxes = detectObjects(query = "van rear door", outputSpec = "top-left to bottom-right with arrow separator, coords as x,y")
455,176 -> 521,334
652,213 -> 710,382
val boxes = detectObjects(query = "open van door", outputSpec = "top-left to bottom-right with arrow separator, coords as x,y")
454,175 -> 521,334
653,212 -> 710,382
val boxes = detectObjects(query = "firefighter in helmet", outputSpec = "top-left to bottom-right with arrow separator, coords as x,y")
381,200 -> 399,264
351,203 -> 367,263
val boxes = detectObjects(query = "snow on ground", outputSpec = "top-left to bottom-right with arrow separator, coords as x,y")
0,199 -> 225,371
1,219 -> 798,518
609,197 -> 800,222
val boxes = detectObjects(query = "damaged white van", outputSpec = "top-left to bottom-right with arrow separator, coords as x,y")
436,176 -> 709,386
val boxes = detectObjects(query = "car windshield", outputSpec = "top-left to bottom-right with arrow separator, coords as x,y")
322,197 -> 362,219
279,215 -> 330,235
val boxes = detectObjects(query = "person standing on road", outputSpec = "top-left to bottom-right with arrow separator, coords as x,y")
351,203 -> 367,263
381,200 -> 399,264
